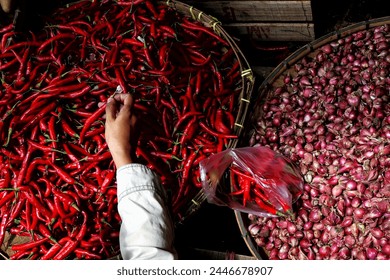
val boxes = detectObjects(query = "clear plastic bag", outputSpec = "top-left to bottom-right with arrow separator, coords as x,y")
199,145 -> 304,217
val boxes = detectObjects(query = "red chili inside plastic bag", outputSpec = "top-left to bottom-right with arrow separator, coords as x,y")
199,145 -> 304,217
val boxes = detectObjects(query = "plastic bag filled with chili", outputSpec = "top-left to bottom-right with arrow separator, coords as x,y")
199,145 -> 304,217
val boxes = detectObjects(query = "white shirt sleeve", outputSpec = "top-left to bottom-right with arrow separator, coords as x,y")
116,163 -> 177,260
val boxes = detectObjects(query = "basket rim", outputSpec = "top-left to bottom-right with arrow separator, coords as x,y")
257,16 -> 390,102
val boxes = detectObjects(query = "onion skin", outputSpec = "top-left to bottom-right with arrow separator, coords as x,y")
247,24 -> 390,260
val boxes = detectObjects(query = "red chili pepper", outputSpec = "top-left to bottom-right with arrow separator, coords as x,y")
6,196 -> 26,228
199,121 -> 237,139
13,102 -> 57,139
150,151 -> 182,161
0,191 -> 15,209
100,170 -> 115,194
180,18 -> 228,45
59,84 -> 92,99
26,139 -> 64,154
241,179 -> 252,207
11,237 -> 50,252
40,236 -> 70,260
174,151 -> 198,206
254,197 -> 286,217
50,161 -> 75,185
23,191 -> 52,222
179,117 -> 198,145
38,33 -> 76,53
0,212 -> 9,246
52,187 -> 79,212
53,211 -> 87,260
214,108 -> 232,134
79,104 -> 106,144
74,248 -> 102,260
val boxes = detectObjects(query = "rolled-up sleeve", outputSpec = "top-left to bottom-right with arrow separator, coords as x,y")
116,163 -> 177,260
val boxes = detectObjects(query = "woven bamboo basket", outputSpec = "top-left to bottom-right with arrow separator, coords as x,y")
166,0 -> 255,223
235,16 -> 390,259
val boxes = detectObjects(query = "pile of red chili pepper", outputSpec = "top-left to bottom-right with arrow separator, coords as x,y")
0,0 -> 244,259
199,146 -> 303,218
229,161 -> 302,218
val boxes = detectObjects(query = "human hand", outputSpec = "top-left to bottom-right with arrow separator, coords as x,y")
105,93 -> 138,169
0,0 -> 13,13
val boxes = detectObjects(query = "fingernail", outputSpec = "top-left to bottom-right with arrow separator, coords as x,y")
107,97 -> 113,103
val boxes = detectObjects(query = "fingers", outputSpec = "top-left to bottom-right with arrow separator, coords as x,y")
113,93 -> 134,108
105,93 -> 134,122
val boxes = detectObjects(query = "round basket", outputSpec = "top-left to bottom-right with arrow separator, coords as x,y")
165,0 -> 255,223
235,16 -> 390,259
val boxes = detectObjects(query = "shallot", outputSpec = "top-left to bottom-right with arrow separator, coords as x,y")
248,24 -> 389,260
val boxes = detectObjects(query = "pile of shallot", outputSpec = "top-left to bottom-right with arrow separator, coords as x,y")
248,24 -> 389,259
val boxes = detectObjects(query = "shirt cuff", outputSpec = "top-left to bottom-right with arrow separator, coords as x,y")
116,163 -> 165,203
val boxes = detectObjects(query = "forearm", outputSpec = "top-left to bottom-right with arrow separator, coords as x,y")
116,164 -> 177,260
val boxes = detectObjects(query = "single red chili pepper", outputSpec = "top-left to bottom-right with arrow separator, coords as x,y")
59,84 -> 92,99
254,196 -> 286,217
174,151 -> 198,205
0,191 -> 16,210
85,126 -> 105,138
160,25 -> 176,39
79,104 -> 106,144
30,205 -> 40,231
0,212 -> 9,246
230,166 -> 255,182
179,117 -> 198,145
6,196 -> 26,227
38,33 -> 76,53
150,151 -> 182,161
67,142 -> 90,157
11,237 -> 50,252
240,179 -> 252,207
100,170 -> 115,194
214,108 -> 232,134
53,24 -> 89,37
26,139 -> 65,155
143,44 -> 155,68
74,248 -> 102,260
50,161 -> 75,185
199,121 -> 237,139
180,18 -> 228,45
82,151 -> 111,162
